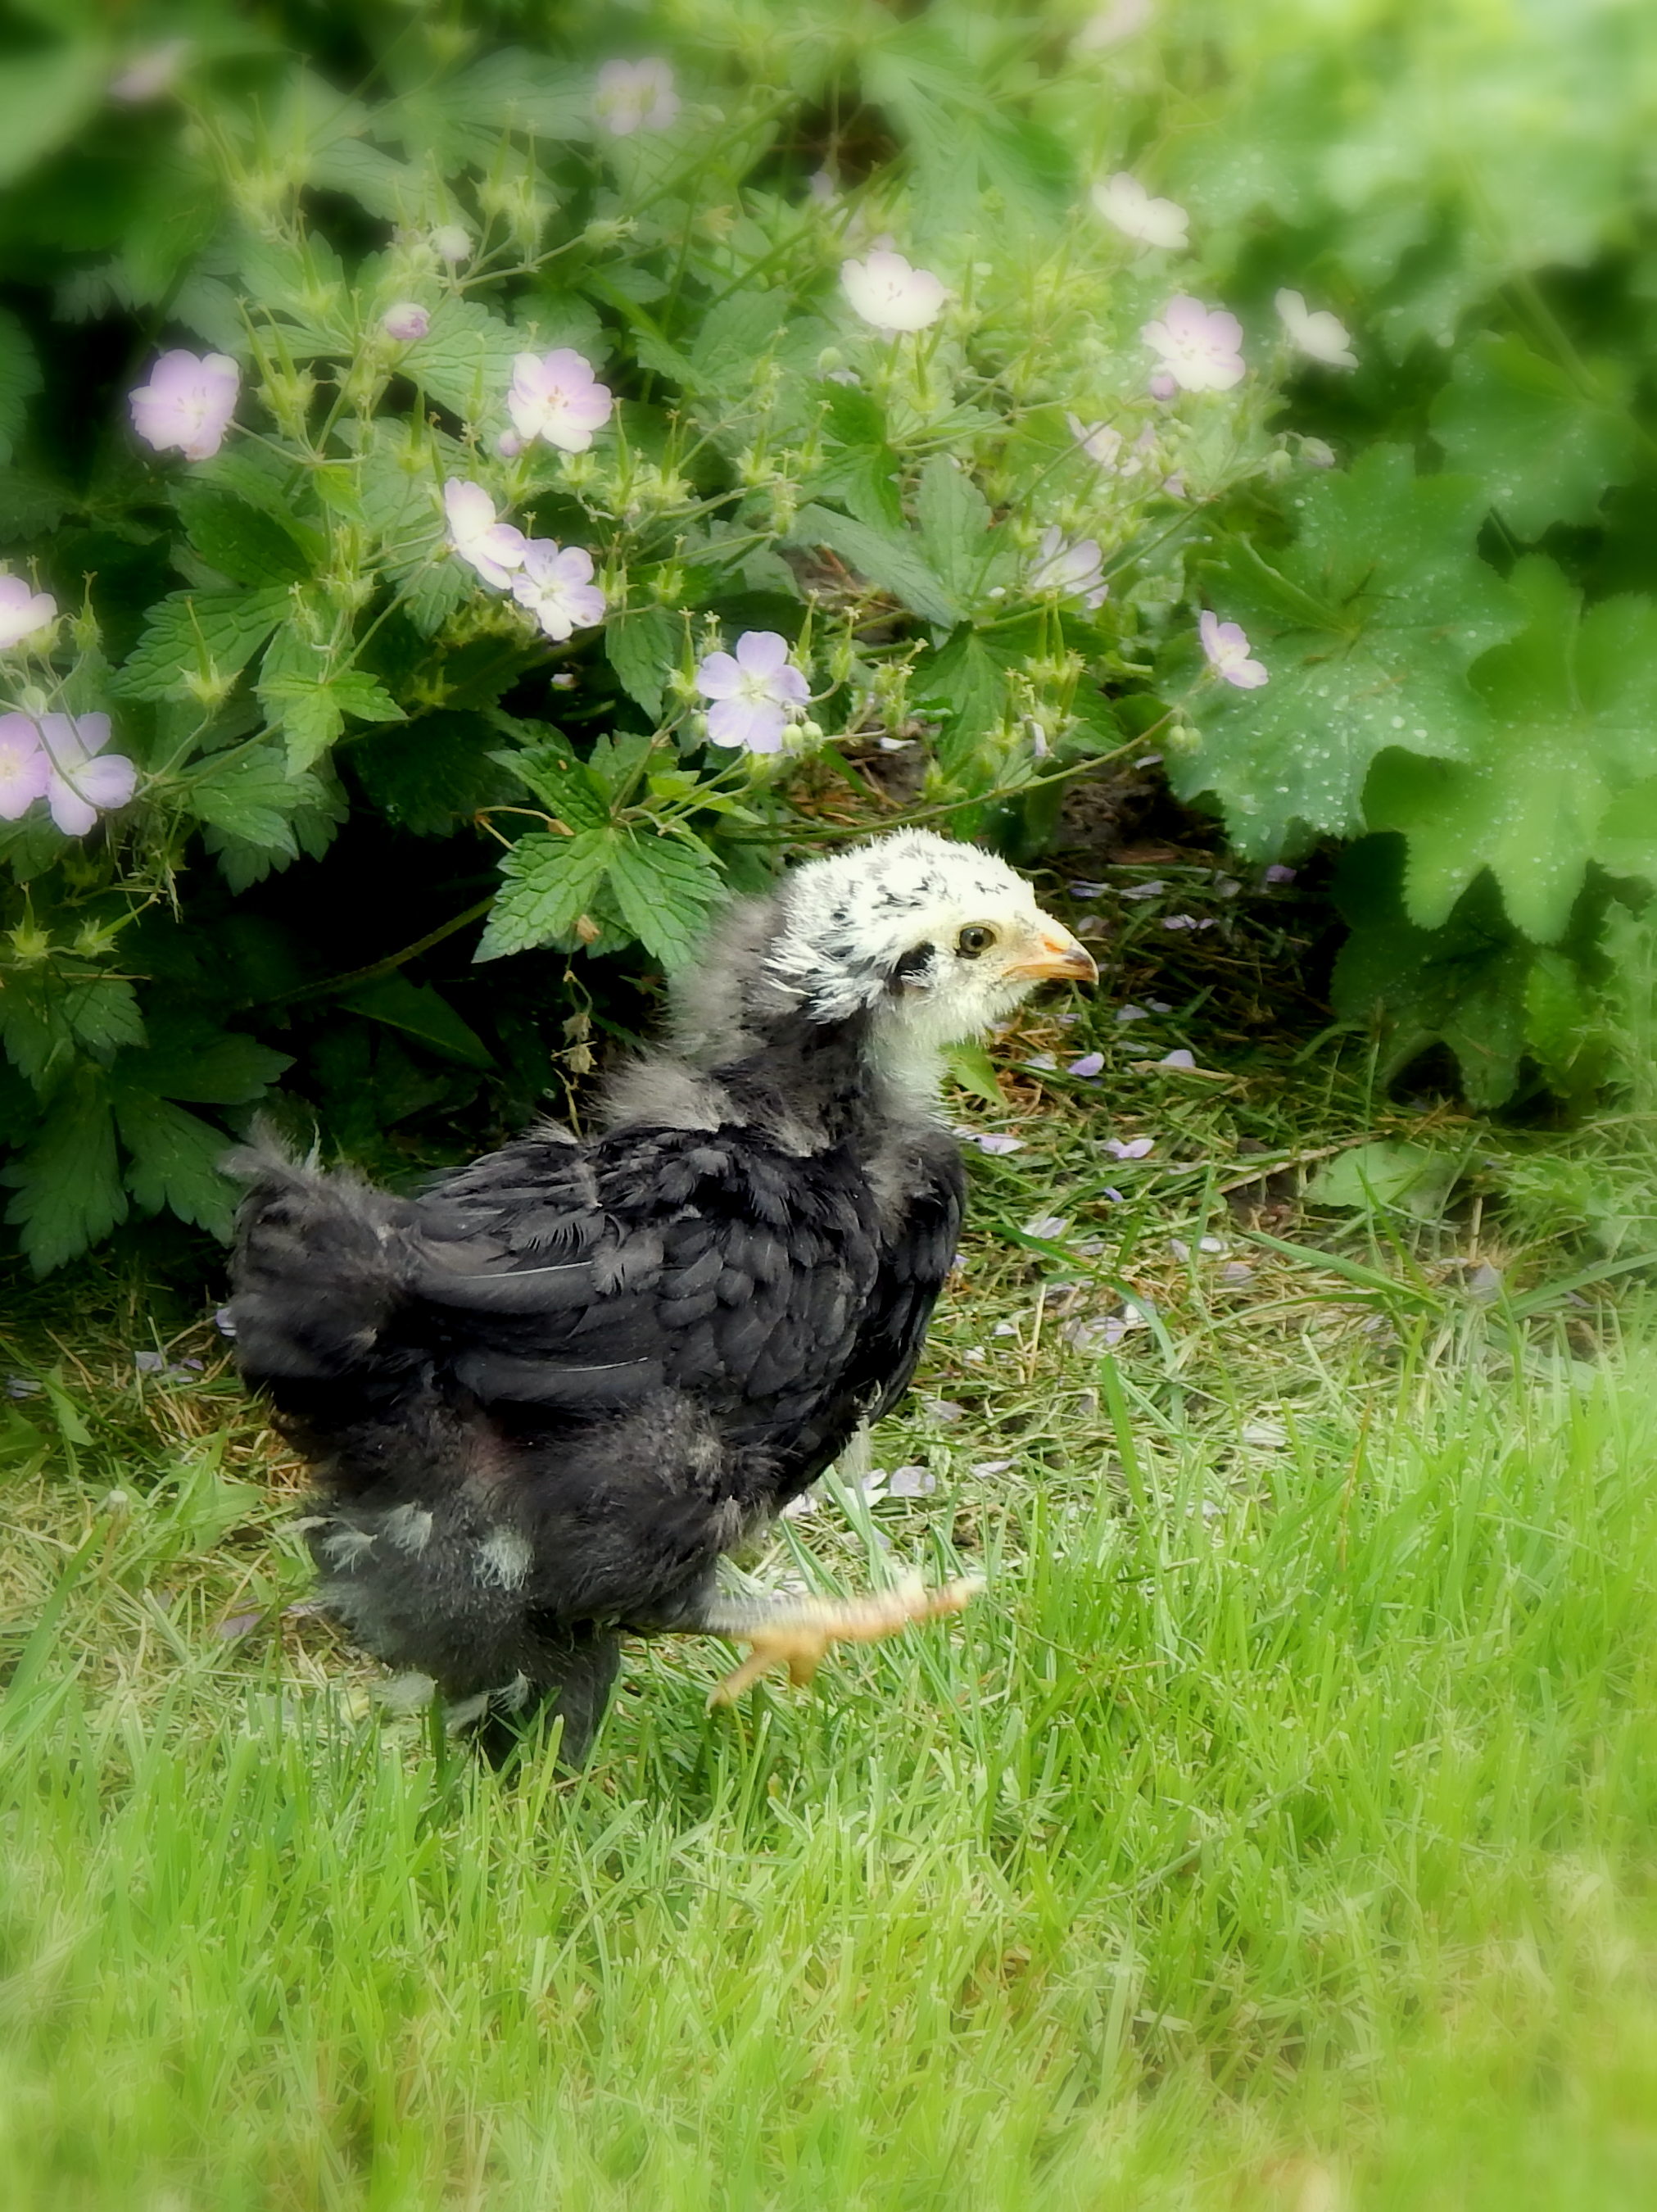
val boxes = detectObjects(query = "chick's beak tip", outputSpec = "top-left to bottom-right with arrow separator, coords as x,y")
1007,921 -> 1098,987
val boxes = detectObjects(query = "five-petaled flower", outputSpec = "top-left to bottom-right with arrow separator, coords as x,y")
1028,527 -> 1107,610
0,575 -> 57,650
595,57 -> 680,137
511,541 -> 608,641
840,251 -> 947,333
382,301 -> 430,343
129,350 -> 239,462
1093,174 -> 1189,252
444,479 -> 527,589
0,712 -> 137,834
1140,297 -> 1245,392
695,631 -> 809,752
1066,414 -> 1130,473
1274,288 -> 1358,369
507,350 -> 614,453
1199,610 -> 1269,690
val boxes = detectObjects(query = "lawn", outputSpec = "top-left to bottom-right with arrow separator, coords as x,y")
4,928 -> 1657,2210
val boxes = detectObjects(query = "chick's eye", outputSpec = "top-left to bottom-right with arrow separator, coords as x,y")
956,925 -> 997,958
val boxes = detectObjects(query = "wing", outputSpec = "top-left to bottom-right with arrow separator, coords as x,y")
840,1135 -> 967,1426
401,1126 -> 883,1429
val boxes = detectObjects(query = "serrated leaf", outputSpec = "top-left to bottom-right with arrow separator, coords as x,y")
353,710 -> 517,835
1366,558 -> 1657,942
188,746 -> 316,854
1175,447 -> 1522,855
342,974 -> 493,1069
1430,334 -> 1641,540
112,1091 -> 237,1239
0,972 -> 145,1092
491,739 -> 613,829
604,832 -> 723,969
262,667 -> 404,774
401,295 -> 521,422
0,307 -> 41,469
113,588 -> 290,702
914,455 -> 1000,603
2,1068 -> 126,1272
788,503 -> 960,626
604,605 -> 677,721
128,1017 -> 292,1105
916,629 -> 1012,768
173,486 -> 318,586
475,828 -> 618,960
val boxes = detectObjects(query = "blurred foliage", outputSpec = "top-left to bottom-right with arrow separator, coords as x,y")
0,0 -> 1651,1269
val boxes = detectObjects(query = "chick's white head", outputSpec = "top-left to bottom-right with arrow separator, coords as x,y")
768,830 -> 1096,1050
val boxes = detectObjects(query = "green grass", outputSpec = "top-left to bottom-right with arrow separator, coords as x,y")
4,952 -> 1657,2208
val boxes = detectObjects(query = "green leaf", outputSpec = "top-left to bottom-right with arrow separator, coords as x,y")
476,828 -> 618,960
261,667 -> 405,775
604,832 -> 724,970
1307,1140 -> 1461,1219
943,1040 -> 1004,1108
1365,558 -> 1657,942
0,308 -> 42,469
127,1018 -> 292,1105
112,1092 -> 237,1239
114,589 -> 291,703
353,710 -> 517,836
1176,447 -> 1522,855
401,295 -> 521,422
788,504 -> 960,626
0,44 -> 106,187
914,455 -> 1000,604
2,1068 -> 127,1273
342,975 -> 493,1069
0,972 -> 146,1093
491,739 -> 613,830
605,606 -> 677,722
916,629 -> 1012,768
188,747 -> 317,854
1430,335 -> 1641,540
173,487 -> 318,586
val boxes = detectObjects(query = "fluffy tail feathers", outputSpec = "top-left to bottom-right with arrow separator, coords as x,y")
226,1125 -> 416,1389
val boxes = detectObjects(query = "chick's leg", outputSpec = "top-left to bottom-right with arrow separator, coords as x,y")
678,1575 -> 983,1707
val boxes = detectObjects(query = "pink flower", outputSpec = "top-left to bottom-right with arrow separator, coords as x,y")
110,39 -> 191,105
1199,609 -> 1269,690
595,57 -> 680,137
1104,1135 -> 1155,1160
129,350 -> 239,462
1028,527 -> 1107,609
1093,174 -> 1188,252
30,713 -> 137,835
0,576 -> 57,649
695,631 -> 809,753
443,479 -> 526,590
1265,863 -> 1297,884
510,541 -> 607,641
1148,372 -> 1177,401
0,715 -> 48,818
840,251 -> 948,333
1066,414 -> 1136,474
1274,288 -> 1357,369
507,350 -> 614,453
382,301 -> 430,343
1140,297 -> 1245,393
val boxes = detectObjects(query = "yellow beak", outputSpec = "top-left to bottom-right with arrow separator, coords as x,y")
1003,919 -> 1098,986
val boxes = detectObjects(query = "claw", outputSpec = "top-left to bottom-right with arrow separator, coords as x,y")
706,1575 -> 983,1707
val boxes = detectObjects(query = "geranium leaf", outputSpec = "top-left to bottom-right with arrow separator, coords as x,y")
604,832 -> 724,970
475,827 -> 618,960
1430,334 -> 1641,540
1175,446 -> 1522,855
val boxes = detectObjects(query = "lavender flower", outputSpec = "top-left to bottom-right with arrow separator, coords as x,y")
695,631 -> 809,753
1199,610 -> 1269,690
34,713 -> 138,835
1274,288 -> 1358,369
1093,174 -> 1189,252
1119,879 -> 1164,900
1103,1135 -> 1155,1160
1066,415 -> 1126,472
129,350 -> 239,462
381,301 -> 430,343
0,717 -> 49,818
1028,526 -> 1107,609
443,479 -> 527,589
0,575 -> 57,649
840,251 -> 948,333
886,1465 -> 937,1498
974,1134 -> 1026,1155
1114,1004 -> 1150,1023
1067,1052 -> 1105,1077
507,349 -> 614,454
1265,863 -> 1297,884
1157,1049 -> 1197,1068
595,57 -> 681,137
510,540 -> 607,641
1140,297 -> 1245,393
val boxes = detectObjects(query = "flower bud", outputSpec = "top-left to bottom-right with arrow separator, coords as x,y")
432,224 -> 472,266
382,301 -> 430,343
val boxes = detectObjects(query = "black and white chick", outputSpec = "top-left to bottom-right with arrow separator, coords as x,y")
229,828 -> 1096,1761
